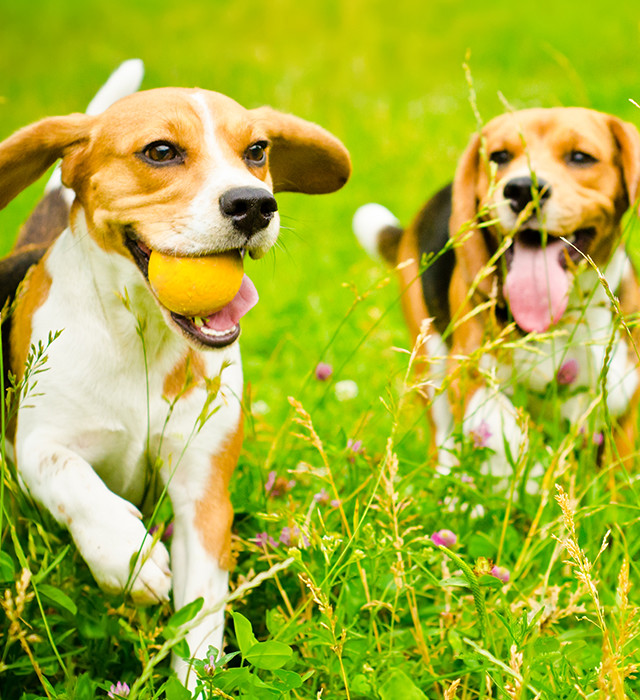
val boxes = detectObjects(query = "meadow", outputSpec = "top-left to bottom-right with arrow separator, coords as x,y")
1,0 -> 640,698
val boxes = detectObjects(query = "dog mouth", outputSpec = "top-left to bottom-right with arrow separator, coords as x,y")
501,227 -> 596,333
123,231 -> 258,349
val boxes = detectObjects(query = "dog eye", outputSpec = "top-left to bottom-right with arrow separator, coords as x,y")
141,141 -> 183,165
244,141 -> 268,166
567,150 -> 598,166
489,150 -> 513,166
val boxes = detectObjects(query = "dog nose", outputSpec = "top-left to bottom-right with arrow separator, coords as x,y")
503,176 -> 551,214
219,187 -> 278,236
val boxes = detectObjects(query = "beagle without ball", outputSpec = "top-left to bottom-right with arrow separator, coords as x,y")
0,62 -> 350,685
355,107 -> 640,480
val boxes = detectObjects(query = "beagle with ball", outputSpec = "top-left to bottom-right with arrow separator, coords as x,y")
0,61 -> 350,685
355,107 -> 640,480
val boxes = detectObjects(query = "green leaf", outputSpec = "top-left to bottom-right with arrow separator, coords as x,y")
38,584 -> 77,616
231,611 -> 259,656
0,551 -> 15,582
167,596 -> 204,628
379,670 -> 429,700
245,640 -> 293,670
272,668 -> 303,690
164,676 -> 192,700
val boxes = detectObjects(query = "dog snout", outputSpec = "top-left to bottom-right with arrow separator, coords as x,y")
219,187 -> 278,237
503,176 -> 551,214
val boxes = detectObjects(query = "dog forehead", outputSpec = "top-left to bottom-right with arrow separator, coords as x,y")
483,108 -> 617,153
92,87 -> 254,147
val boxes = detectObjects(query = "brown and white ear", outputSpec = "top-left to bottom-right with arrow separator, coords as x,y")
450,131 -> 493,295
0,113 -> 93,210
252,107 -> 351,194
609,116 -> 640,212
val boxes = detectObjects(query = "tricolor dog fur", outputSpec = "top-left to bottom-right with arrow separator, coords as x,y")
0,61 -> 350,685
354,107 -> 640,481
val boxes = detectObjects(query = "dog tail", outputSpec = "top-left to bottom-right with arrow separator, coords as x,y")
352,203 -> 404,265
44,59 -> 145,197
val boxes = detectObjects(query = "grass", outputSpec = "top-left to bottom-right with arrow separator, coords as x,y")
2,0 -> 640,698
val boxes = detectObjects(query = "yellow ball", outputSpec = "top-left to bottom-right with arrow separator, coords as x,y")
148,250 -> 244,317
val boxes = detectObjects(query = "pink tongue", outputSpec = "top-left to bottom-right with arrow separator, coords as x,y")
203,275 -> 259,331
504,239 -> 569,332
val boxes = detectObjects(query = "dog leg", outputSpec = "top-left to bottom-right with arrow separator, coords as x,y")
167,419 -> 242,688
18,439 -> 171,603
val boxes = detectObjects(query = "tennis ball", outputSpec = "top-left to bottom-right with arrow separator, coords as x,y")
148,250 -> 244,317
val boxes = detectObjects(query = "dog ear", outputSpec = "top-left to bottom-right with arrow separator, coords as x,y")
0,114 -> 93,210
609,116 -> 640,212
251,107 -> 351,194
450,132 -> 493,295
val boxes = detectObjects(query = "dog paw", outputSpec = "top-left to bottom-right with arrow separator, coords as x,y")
71,498 -> 172,604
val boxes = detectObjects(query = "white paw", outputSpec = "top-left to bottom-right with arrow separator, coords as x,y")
71,497 -> 172,604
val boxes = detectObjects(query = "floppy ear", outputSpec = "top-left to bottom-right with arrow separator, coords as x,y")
0,113 -> 93,210
252,107 -> 351,194
450,131 -> 493,296
609,116 -> 640,212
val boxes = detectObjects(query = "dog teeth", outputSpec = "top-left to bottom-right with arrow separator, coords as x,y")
199,324 -> 238,338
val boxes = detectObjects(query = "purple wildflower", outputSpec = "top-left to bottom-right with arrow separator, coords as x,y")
203,654 -> 216,676
315,362 -> 333,381
108,682 -> 130,699
557,358 -> 579,385
279,526 -> 309,548
253,532 -> 277,548
265,471 -> 296,498
593,431 -> 604,446
469,420 -> 492,449
314,488 -> 330,505
491,565 -> 510,583
431,529 -> 457,548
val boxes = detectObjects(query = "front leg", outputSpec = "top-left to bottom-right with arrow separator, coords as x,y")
17,436 -> 171,604
168,418 -> 243,689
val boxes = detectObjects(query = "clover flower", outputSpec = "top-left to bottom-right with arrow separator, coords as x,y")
265,471 -> 296,498
491,565 -> 510,583
253,532 -> 277,548
108,682 -> 130,699
556,358 -> 579,385
203,654 -> 216,676
431,529 -> 457,548
315,362 -> 333,381
280,526 -> 309,548
469,420 -> 492,449
313,488 -> 340,508
334,379 -> 359,401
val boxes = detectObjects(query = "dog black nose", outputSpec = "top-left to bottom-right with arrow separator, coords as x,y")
503,176 -> 551,214
219,187 -> 278,236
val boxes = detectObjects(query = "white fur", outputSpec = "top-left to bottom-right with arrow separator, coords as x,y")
352,202 -> 400,259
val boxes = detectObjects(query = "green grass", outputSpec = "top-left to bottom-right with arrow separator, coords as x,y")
2,1 -> 640,698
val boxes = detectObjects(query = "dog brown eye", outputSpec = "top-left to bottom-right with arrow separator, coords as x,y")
568,150 -> 598,166
244,141 -> 268,166
141,141 -> 182,164
489,150 -> 512,166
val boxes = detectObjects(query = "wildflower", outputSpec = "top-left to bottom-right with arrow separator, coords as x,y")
469,420 -> 492,448
334,379 -> 358,401
431,529 -> 457,548
314,488 -> 330,505
251,399 -> 270,416
203,654 -> 216,676
556,358 -> 579,385
347,438 -> 363,454
315,362 -> 333,381
253,532 -> 277,548
265,471 -> 296,498
592,431 -> 604,446
108,682 -> 130,699
491,565 -> 510,583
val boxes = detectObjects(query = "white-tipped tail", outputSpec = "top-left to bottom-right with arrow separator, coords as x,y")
352,202 -> 401,260
45,59 -> 145,196
85,58 -> 145,115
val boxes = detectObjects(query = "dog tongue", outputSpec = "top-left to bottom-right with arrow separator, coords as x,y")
503,238 -> 569,332
203,275 -> 259,332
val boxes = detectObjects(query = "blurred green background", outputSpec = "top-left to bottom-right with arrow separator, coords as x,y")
1,0 -> 640,443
